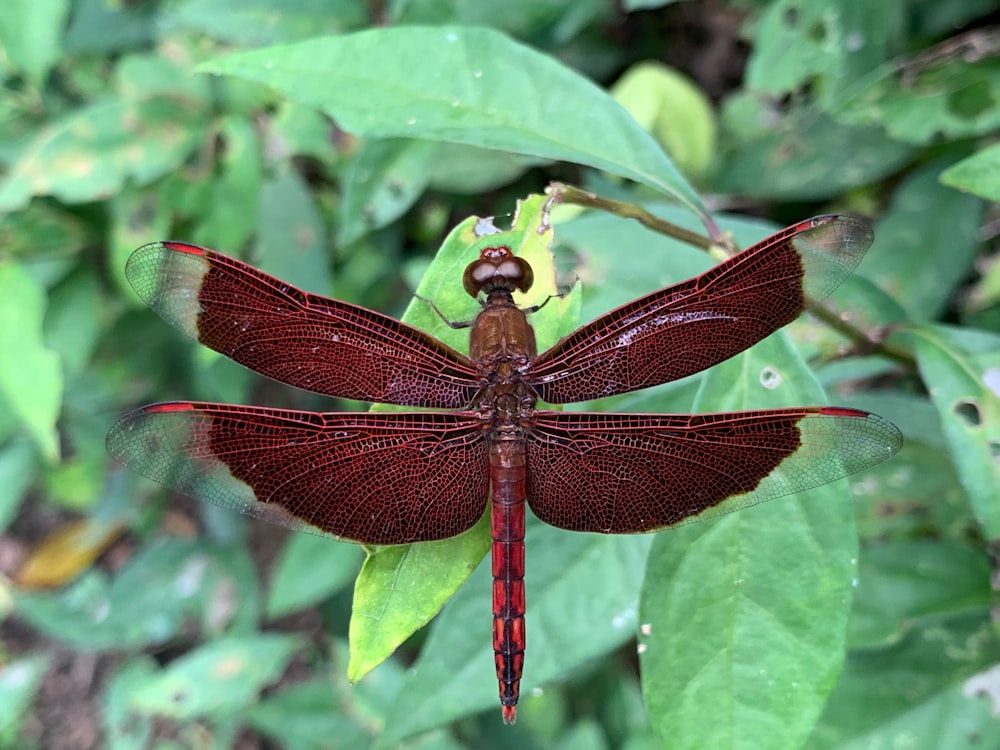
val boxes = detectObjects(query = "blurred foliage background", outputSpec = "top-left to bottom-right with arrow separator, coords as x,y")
1,1 -> 1000,748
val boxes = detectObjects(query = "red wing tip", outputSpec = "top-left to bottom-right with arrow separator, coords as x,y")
501,705 -> 517,725
159,240 -> 208,256
144,402 -> 199,414
817,406 -> 871,418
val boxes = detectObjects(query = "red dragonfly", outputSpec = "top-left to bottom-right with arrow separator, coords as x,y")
107,214 -> 902,724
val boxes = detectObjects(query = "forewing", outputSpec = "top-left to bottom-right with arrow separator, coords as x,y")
525,407 -> 901,533
528,215 -> 873,403
107,403 -> 489,544
126,242 -> 481,408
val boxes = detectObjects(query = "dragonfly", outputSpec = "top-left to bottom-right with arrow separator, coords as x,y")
107,214 -> 902,724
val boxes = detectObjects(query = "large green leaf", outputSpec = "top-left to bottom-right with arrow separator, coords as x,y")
0,263 -> 62,462
337,139 -> 437,246
200,26 -> 707,218
14,539 -> 260,650
640,332 -> 858,748
712,98 -> 914,200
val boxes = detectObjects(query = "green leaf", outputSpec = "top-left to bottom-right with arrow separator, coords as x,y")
940,143 -> 1000,202
62,0 -> 157,54
255,168 -> 330,294
349,194 -> 581,686
911,325 -> 1000,538
103,658 -> 156,750
14,539 -> 260,650
745,0 -> 894,107
337,139 -> 436,246
845,393 -> 968,541
427,142 -> 544,193
247,678 -> 369,747
43,266 -> 103,377
0,654 -> 51,737
861,159 -> 984,321
712,98 -> 914,200
611,62 -> 717,179
0,0 -> 70,85
348,513 -> 490,684
836,58 -> 1000,144
200,26 -> 707,218
190,116 -> 263,253
168,0 -> 367,45
0,439 -> 35,531
109,187 -> 175,302
848,539 -> 991,650
640,329 -> 857,749
129,634 -> 301,719
266,535 -> 362,620
0,262 -> 62,462
809,611 -> 1000,749
0,95 -> 209,211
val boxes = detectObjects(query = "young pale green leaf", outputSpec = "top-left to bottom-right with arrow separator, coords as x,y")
640,330 -> 858,750
941,144 -> 1000,202
611,62 -> 717,179
911,324 -> 1000,538
199,26 -> 706,218
0,263 -> 62,462
347,514 -> 490,684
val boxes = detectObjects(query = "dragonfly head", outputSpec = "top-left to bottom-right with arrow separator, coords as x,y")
463,246 -> 534,298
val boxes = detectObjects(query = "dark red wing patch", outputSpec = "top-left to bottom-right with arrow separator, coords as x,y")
125,242 -> 481,408
528,216 -> 874,404
107,403 -> 489,544
525,407 -> 901,533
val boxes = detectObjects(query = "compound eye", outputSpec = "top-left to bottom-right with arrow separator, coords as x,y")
462,247 -> 535,297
